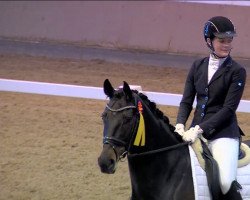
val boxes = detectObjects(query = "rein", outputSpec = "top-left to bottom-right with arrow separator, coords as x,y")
103,101 -> 188,160
128,142 -> 189,158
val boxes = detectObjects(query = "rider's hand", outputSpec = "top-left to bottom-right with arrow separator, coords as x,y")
175,123 -> 185,137
182,125 -> 203,143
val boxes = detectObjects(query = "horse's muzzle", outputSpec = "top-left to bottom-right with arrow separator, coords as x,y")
98,144 -> 118,174
98,155 -> 116,174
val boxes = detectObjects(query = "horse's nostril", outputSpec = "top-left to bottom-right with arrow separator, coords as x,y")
98,156 -> 117,174
110,158 -> 115,165
104,158 -> 115,170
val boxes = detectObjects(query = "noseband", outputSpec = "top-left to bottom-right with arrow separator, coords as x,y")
103,104 -> 138,161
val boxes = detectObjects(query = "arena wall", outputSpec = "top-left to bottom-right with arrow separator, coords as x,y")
1,78 -> 250,113
0,1 -> 249,59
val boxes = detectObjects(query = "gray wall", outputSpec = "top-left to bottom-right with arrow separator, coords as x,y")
0,1 -> 249,58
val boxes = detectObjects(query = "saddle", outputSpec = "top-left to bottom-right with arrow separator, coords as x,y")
191,138 -> 250,200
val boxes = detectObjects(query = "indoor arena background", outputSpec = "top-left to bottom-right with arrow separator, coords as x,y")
0,1 -> 250,200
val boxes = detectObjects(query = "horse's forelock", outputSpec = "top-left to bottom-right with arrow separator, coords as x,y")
112,89 -> 139,100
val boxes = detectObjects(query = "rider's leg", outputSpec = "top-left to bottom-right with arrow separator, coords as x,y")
208,138 -> 240,194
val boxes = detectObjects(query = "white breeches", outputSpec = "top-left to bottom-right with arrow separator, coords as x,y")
208,138 -> 239,194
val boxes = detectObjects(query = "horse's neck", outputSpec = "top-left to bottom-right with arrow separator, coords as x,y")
144,114 -> 179,149
128,145 -> 194,200
129,99 -> 179,153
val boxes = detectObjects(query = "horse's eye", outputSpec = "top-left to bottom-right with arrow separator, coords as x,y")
123,113 -> 133,123
124,110 -> 134,118
123,117 -> 131,124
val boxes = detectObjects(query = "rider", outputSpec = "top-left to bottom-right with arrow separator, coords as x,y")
175,16 -> 246,200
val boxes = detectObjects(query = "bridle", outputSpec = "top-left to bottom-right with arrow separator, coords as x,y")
103,100 -> 189,161
105,104 -> 137,112
103,104 -> 138,162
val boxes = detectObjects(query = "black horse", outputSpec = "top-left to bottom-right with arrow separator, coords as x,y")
98,79 -> 194,200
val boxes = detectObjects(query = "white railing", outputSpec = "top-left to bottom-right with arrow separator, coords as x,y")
0,78 -> 250,113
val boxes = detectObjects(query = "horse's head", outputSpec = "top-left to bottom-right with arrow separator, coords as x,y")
98,79 -> 139,174
98,79 -> 179,174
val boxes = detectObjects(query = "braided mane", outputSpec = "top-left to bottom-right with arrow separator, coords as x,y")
136,91 -> 176,132
112,88 -> 175,133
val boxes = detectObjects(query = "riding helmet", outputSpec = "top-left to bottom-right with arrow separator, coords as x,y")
203,16 -> 236,41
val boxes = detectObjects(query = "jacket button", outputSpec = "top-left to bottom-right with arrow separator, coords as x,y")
202,104 -> 205,109
205,88 -> 208,93
205,96 -> 208,101
201,113 -> 205,117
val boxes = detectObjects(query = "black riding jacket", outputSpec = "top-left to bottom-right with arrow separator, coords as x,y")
177,56 -> 246,140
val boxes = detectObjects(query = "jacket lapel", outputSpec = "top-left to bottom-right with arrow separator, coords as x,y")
201,57 -> 209,85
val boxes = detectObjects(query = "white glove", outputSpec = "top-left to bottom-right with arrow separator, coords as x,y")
182,125 -> 203,143
175,123 -> 185,137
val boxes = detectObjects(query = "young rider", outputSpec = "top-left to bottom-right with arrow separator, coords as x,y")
175,16 -> 246,200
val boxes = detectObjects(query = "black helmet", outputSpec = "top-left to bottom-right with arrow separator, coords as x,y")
204,16 -> 236,41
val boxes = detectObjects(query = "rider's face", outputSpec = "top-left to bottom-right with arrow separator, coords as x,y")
212,37 -> 233,57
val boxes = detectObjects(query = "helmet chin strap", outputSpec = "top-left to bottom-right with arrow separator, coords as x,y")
206,41 -> 230,59
212,51 -> 229,59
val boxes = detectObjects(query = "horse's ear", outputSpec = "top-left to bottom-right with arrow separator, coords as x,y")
123,81 -> 132,100
104,79 -> 114,98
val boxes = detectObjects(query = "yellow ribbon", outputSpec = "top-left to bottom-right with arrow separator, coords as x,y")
134,112 -> 145,146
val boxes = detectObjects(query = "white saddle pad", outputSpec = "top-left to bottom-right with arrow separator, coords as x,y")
189,146 -> 250,200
